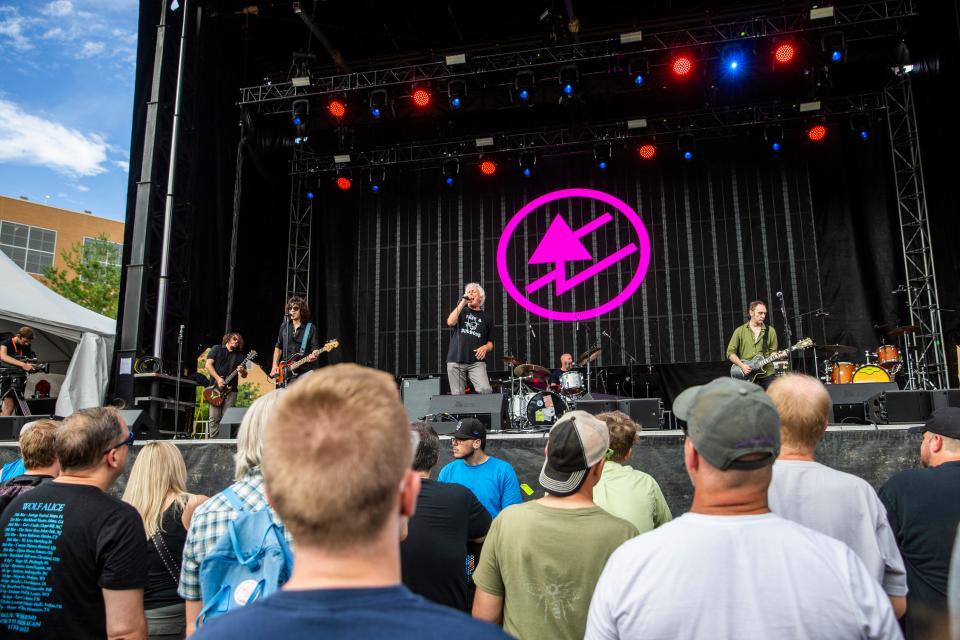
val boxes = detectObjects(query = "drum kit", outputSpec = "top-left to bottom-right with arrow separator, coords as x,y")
818,324 -> 916,385
500,347 -> 603,430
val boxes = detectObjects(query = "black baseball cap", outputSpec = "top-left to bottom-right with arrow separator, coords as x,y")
909,407 -> 960,438
452,418 -> 486,440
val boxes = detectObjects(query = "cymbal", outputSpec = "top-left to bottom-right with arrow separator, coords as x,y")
816,344 -> 856,354
514,363 -> 550,378
502,355 -> 523,368
887,325 -> 918,337
577,347 -> 602,365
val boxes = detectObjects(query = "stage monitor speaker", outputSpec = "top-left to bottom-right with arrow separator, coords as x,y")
879,391 -> 931,424
401,377 -> 441,422
427,394 -> 505,432
120,409 -> 158,439
827,383 -> 898,423
618,399 -> 663,430
220,407 -> 248,438
575,399 -> 619,416
930,390 -> 960,411
0,415 -> 56,441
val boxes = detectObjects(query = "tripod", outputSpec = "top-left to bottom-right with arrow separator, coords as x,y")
1,374 -> 31,416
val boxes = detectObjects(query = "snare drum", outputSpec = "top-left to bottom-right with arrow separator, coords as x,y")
852,364 -> 892,383
526,391 -> 567,428
559,370 -> 585,396
829,362 -> 856,384
875,345 -> 902,373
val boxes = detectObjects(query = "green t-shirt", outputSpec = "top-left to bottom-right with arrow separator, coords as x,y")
473,501 -> 638,640
726,322 -> 779,377
593,461 -> 672,534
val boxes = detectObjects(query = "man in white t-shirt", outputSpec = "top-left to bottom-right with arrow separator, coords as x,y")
585,377 -> 902,640
767,373 -> 908,619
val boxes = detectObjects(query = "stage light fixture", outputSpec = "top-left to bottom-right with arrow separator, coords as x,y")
479,159 -> 497,176
720,45 -> 745,76
850,114 -> 872,140
412,85 -> 432,108
764,125 -> 784,152
594,142 -> 612,170
638,143 -> 656,160
305,189 -> 315,200
369,89 -> 388,119
448,79 -> 467,109
336,175 -> 352,191
821,31 -> 846,64
671,54 -> 694,77
515,70 -> 535,102
628,57 -> 649,87
773,39 -> 796,65
291,99 -> 309,127
677,134 -> 696,160
807,123 -> 828,142
328,98 -> 346,119
558,65 -> 578,96
368,167 -> 385,193
442,158 -> 459,186
519,150 -> 537,177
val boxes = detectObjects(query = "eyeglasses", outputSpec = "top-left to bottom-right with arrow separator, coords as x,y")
289,306 -> 301,311
102,430 -> 135,456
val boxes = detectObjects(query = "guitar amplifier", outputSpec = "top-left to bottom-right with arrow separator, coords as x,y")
427,394 -> 506,432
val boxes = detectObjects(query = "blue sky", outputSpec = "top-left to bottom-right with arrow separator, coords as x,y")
0,0 -> 137,221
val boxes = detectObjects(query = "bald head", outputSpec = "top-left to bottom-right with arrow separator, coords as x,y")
767,374 -> 831,450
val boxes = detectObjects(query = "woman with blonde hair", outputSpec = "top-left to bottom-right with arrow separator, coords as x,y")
123,441 -> 208,640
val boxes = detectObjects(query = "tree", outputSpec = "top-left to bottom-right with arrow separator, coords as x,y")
43,233 -> 121,318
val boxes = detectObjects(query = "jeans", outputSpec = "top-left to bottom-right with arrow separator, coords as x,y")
446,361 -> 492,395
207,390 -> 237,438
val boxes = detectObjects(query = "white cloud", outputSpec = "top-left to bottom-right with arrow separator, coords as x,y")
74,184 -> 89,192
113,160 -> 128,173
0,14 -> 32,50
41,26 -> 63,39
42,1 -> 73,17
0,98 -> 108,177
77,41 -> 105,58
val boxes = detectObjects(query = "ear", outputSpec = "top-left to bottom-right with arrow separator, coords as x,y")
399,470 -> 421,518
591,458 -> 606,479
683,438 -> 698,474
930,434 -> 944,454
624,447 -> 634,462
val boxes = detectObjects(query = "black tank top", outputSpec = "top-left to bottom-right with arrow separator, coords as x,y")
144,500 -> 189,609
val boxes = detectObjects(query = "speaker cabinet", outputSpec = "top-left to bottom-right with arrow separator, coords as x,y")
930,390 -> 960,411
401,377 -> 441,422
119,409 -> 158,439
618,398 -> 664,430
0,415 -> 56,441
575,399 -> 619,416
427,394 -> 505,431
220,407 -> 248,438
879,391 -> 931,424
827,383 -> 898,423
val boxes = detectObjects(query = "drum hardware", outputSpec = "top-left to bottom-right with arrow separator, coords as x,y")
816,344 -> 856,354
514,363 -> 550,379
886,325 -> 918,338
576,347 -> 603,366
502,355 -> 523,369
772,360 -> 790,377
559,370 -> 585,397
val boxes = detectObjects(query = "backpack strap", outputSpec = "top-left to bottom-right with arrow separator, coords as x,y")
300,323 -> 312,353
222,487 -> 247,513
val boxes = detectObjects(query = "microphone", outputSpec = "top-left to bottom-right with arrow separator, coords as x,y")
178,324 -> 185,341
776,291 -> 783,300
528,325 -> 536,339
602,330 -> 611,338
462,295 -> 470,302
815,310 -> 830,318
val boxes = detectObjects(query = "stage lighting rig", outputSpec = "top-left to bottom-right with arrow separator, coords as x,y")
442,158 -> 459,186
806,121 -> 828,142
720,45 -> 745,77
594,142 -> 612,170
821,31 -> 846,64
369,89 -> 388,119
368,167 -> 385,193
515,70 -> 535,102
335,174 -> 353,191
448,79 -> 467,110
479,158 -> 498,176
773,38 -> 797,66
291,99 -> 309,128
628,57 -> 649,88
677,134 -> 696,160
327,95 -> 347,119
411,84 -> 432,108
558,65 -> 578,98
518,150 -> 537,177
637,143 -> 656,160
764,125 -> 784,152
850,113 -> 872,141
671,53 -> 694,77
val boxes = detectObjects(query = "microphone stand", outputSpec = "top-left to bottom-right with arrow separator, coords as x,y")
281,314 -> 291,389
600,330 -> 641,398
174,324 -> 184,438
777,294 -> 793,373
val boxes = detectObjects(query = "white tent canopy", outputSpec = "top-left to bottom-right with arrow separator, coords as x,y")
0,250 -> 115,416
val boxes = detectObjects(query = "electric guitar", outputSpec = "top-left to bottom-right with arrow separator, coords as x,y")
203,350 -> 258,407
730,337 -> 814,382
273,339 -> 340,385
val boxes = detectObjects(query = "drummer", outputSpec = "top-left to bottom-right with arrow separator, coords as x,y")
549,353 -> 575,388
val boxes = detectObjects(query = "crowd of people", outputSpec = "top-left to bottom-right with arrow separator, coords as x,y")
1,366 -> 958,639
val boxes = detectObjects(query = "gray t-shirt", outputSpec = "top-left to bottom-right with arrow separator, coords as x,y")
768,459 -> 907,597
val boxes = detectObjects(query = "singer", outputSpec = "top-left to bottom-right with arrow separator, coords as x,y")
271,296 -> 320,383
445,282 -> 494,395
726,300 -> 779,390
204,332 -> 248,438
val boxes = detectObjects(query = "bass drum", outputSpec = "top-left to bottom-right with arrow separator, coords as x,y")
829,362 -> 856,384
526,391 -> 568,428
852,364 -> 892,383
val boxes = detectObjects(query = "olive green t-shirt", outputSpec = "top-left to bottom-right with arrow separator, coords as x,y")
473,501 -> 638,640
726,322 -> 779,378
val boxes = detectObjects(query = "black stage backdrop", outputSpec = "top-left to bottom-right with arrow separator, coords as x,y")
125,0 -> 959,390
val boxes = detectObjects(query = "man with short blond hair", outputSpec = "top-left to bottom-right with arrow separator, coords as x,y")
192,364 -> 507,640
766,374 -> 908,619
592,411 -> 671,533
0,407 -> 147,640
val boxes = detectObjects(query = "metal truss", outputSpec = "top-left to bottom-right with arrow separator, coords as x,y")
285,151 -> 313,301
238,0 -> 915,111
884,73 -> 948,389
290,93 -> 886,173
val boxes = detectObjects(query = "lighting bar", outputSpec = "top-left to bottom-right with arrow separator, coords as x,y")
809,6 -> 835,20
445,53 -> 467,66
333,154 -> 351,164
799,100 -> 822,113
475,137 -> 495,148
627,118 -> 648,130
619,31 -> 643,45
291,76 -> 311,87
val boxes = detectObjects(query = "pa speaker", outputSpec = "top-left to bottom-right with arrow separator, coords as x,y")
0,415 -> 56,441
618,399 -> 664,430
575,399 -> 619,416
119,409 -> 157,439
879,391 -> 931,424
402,377 -> 441,421
930,390 -> 960,411
220,407 -> 248,438
827,382 -> 898,423
427,394 -> 505,431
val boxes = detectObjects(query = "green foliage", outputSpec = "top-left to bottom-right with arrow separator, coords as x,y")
43,233 -> 121,318
236,382 -> 261,408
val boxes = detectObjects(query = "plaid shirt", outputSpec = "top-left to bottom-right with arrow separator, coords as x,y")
178,467 -> 292,601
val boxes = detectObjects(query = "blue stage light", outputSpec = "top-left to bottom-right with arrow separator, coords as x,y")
598,161 -> 607,170
772,142 -> 781,152
371,184 -> 380,193
371,107 -> 381,118
519,88 -> 530,101
292,116 -> 302,126
831,50 -> 843,62
859,130 -> 869,140
445,176 -> 454,185
522,167 -> 532,177
683,151 -> 693,161
633,74 -> 645,87
563,83 -> 574,95
451,97 -> 461,108
306,191 -> 314,199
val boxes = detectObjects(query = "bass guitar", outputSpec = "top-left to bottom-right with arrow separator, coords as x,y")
730,338 -> 814,383
204,350 -> 258,407
274,339 -> 340,385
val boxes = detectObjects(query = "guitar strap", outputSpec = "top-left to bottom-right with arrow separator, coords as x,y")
761,324 -> 769,354
300,323 -> 313,353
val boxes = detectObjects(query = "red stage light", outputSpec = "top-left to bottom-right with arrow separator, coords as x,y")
480,160 -> 497,175
328,100 -> 346,118
672,56 -> 693,76
807,125 -> 827,142
774,43 -> 796,64
412,88 -> 432,107
638,144 -> 657,160
336,176 -> 352,190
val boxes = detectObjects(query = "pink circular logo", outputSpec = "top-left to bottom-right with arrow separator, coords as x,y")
496,188 -> 651,321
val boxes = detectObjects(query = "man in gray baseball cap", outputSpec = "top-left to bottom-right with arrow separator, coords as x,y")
586,377 -> 900,640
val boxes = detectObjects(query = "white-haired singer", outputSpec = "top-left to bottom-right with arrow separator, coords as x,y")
445,282 -> 495,395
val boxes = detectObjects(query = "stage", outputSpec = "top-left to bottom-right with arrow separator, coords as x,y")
0,424 -> 922,517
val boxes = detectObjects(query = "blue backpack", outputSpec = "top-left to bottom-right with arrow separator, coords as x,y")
196,487 -> 294,626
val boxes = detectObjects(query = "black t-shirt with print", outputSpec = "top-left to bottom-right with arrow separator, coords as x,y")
446,308 -> 494,364
207,344 -> 247,387
0,482 -> 148,639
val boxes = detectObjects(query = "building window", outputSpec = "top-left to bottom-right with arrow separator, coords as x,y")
0,221 -> 56,274
83,237 -> 123,266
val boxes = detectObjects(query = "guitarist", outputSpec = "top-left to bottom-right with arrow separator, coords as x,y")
1,327 -> 37,417
726,300 -> 779,390
271,296 -> 320,386
204,332 -> 248,437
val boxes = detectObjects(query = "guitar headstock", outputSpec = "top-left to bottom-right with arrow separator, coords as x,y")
245,350 -> 258,363
322,339 -> 340,353
793,338 -> 814,350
